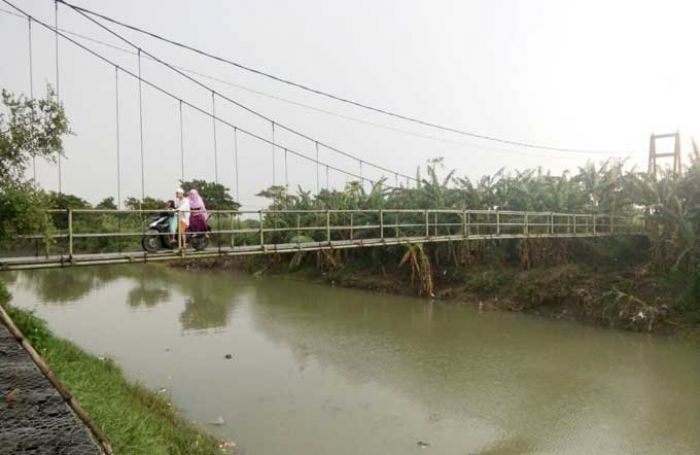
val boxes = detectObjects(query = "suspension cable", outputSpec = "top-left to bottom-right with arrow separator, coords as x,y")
54,0 -> 62,195
114,67 -> 121,208
212,91 -> 219,183
57,0 -> 629,156
271,122 -> 276,187
315,141 -> 320,195
137,49 -> 145,202
0,6 -> 604,161
27,16 -> 36,187
233,127 -> 240,203
54,0 -> 417,185
179,100 -> 184,182
3,2 -> 372,186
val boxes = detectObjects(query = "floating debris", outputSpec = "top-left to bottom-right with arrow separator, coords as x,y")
417,440 -> 430,448
209,416 -> 225,426
219,440 -> 237,453
224,354 -> 232,359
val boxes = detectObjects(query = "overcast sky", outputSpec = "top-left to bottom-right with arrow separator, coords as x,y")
1,0 -> 699,208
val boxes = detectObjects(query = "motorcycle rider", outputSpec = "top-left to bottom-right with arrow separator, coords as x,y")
188,189 -> 208,233
165,200 -> 177,243
175,188 -> 190,248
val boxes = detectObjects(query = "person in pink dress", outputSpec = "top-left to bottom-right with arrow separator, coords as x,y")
188,189 -> 209,232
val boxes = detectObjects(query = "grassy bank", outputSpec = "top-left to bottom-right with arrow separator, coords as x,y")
0,284 -> 229,455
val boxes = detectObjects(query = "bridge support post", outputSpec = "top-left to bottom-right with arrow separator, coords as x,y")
395,212 -> 399,239
524,212 -> 528,236
259,210 -> 264,249
549,212 -> 553,235
610,214 -> 614,234
379,210 -> 384,241
350,212 -> 354,240
496,211 -> 500,235
230,213 -> 235,249
424,210 -> 429,239
326,210 -> 331,243
465,211 -> 470,238
573,215 -> 576,236
462,210 -> 467,239
593,214 -> 597,235
67,209 -> 73,261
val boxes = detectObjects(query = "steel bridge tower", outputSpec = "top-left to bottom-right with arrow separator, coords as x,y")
648,131 -> 681,178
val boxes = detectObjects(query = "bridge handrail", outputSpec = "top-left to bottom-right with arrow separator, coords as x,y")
4,207 -> 644,268
44,208 -> 640,217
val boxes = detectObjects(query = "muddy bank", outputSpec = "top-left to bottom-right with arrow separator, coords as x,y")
175,254 -> 698,337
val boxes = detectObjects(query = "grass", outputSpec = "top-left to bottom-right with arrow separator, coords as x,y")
0,284 -> 227,455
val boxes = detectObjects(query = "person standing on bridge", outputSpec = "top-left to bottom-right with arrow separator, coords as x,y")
175,188 -> 190,248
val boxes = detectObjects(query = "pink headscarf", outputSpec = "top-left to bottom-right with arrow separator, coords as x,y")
188,189 -> 208,219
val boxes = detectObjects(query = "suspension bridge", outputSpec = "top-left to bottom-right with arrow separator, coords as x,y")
1,0 -> 643,273
1,208 -> 643,271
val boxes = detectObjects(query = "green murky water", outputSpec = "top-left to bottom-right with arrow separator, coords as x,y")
3,265 -> 699,454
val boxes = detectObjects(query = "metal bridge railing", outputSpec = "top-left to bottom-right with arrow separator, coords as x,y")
0,208 -> 644,269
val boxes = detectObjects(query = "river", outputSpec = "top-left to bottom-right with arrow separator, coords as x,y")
3,265 -> 699,454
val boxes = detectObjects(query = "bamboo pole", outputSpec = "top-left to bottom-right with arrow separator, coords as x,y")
0,304 -> 113,454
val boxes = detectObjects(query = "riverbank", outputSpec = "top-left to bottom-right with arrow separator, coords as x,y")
0,284 -> 232,455
178,245 -> 699,337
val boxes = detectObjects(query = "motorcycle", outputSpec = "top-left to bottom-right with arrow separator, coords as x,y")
141,211 -> 209,253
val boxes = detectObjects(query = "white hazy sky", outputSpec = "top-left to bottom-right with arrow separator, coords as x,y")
1,0 -> 699,208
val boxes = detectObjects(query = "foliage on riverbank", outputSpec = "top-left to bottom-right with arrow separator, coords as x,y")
233,153 -> 699,334
0,284 -> 228,455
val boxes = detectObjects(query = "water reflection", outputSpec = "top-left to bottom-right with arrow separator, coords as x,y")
15,266 -> 243,331
28,268 -> 116,302
177,275 -> 248,331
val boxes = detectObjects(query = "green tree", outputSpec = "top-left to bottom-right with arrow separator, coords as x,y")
0,86 -> 70,185
0,86 -> 69,248
0,182 -> 53,247
180,179 -> 239,211
124,196 -> 166,211
47,191 -> 90,209
96,197 -> 117,210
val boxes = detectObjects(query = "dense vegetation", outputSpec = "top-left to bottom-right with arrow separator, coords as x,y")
231,154 -> 696,333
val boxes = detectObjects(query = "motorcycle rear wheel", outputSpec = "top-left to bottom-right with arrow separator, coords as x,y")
190,234 -> 209,251
142,229 -> 163,253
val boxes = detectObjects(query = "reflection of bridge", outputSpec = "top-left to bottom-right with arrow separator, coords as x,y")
1,208 -> 643,271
